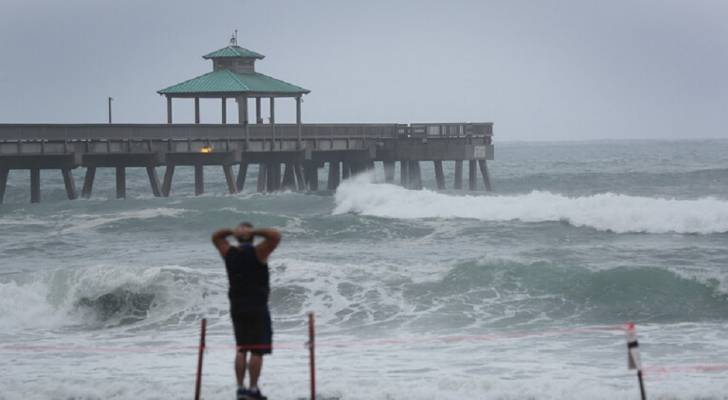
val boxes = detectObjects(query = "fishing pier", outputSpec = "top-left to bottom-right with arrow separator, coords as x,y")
0,37 -> 493,204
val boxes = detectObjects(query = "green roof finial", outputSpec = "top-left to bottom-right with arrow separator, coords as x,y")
203,34 -> 264,60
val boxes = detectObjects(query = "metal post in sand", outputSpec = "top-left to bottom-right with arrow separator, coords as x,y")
194,318 -> 207,400
308,312 -> 316,400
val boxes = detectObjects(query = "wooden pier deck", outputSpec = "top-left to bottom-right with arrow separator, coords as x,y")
0,122 -> 493,203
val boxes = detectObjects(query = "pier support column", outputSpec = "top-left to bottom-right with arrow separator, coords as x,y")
274,163 -> 282,191
296,95 -> 302,149
348,162 -> 358,176
342,161 -> 351,180
353,162 -> 368,175
238,96 -> 249,149
478,160 -> 492,192
294,163 -> 306,191
434,161 -> 445,190
255,97 -> 263,124
256,164 -> 267,192
266,163 -> 281,192
194,97 -> 200,124
274,163 -> 283,191
305,163 -> 318,191
223,165 -> 237,194
30,168 -> 40,203
0,168 -> 8,204
115,167 -> 126,199
82,167 -> 96,198
222,165 -> 238,194
454,161 -> 463,190
269,98 -> 276,149
383,161 -> 395,183
236,163 -> 248,192
408,161 -> 422,190
146,167 -> 162,197
468,160 -> 477,191
327,161 -> 340,190
61,168 -> 77,200
414,161 -> 423,190
162,165 -> 175,197
282,163 -> 296,191
194,165 -> 204,196
221,98 -> 227,124
400,160 -> 409,188
166,96 -> 172,124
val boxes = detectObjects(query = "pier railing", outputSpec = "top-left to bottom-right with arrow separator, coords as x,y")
0,122 -> 492,142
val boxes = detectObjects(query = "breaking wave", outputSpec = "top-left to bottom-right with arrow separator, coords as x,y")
0,264 -> 223,331
333,173 -> 728,234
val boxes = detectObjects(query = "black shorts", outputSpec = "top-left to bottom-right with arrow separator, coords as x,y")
230,306 -> 273,355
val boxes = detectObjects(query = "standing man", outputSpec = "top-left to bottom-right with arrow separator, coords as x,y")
212,222 -> 281,400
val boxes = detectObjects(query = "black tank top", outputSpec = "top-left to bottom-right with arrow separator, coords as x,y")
224,244 -> 270,308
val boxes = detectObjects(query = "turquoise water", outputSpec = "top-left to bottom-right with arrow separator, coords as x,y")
1,140 -> 728,399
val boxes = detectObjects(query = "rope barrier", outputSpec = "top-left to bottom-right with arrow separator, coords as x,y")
0,323 -> 712,354
3,322 -> 726,386
0,324 -> 625,354
644,364 -> 728,376
4,315 -> 727,400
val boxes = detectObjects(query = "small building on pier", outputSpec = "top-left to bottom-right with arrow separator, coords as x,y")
159,35 -> 309,148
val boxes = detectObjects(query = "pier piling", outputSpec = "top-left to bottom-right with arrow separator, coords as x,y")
304,163 -> 318,191
294,163 -> 306,191
146,167 -> 162,197
327,161 -> 340,190
454,161 -> 463,190
383,161 -> 395,183
282,163 -> 296,191
400,160 -> 409,188
434,161 -> 445,190
222,165 -> 237,194
236,163 -> 248,192
162,165 -> 175,197
264,163 -> 278,192
478,160 -> 492,192
256,164 -> 267,192
342,161 -> 351,180
30,168 -> 40,203
194,165 -> 204,196
62,168 -> 77,200
409,161 -> 422,190
115,167 -> 126,199
468,160 -> 477,191
0,168 -> 8,204
82,167 -> 96,198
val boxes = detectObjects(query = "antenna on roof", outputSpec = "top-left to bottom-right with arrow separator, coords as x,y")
230,30 -> 238,46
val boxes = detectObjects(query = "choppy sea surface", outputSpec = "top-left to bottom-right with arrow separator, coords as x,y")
1,139 -> 728,400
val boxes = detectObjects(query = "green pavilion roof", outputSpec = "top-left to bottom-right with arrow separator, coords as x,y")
158,69 -> 309,96
203,45 -> 265,60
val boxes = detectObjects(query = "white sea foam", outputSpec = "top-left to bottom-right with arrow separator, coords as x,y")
59,207 -> 187,233
0,264 -> 221,331
333,173 -> 728,234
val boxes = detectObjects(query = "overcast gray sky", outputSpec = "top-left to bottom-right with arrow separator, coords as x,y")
0,0 -> 726,141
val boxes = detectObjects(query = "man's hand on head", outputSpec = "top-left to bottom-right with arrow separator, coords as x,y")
234,225 -> 253,242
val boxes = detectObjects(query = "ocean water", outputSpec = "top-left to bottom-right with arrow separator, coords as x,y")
1,139 -> 728,400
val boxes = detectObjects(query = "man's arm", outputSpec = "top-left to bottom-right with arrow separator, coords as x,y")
211,228 -> 234,257
252,228 -> 281,264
